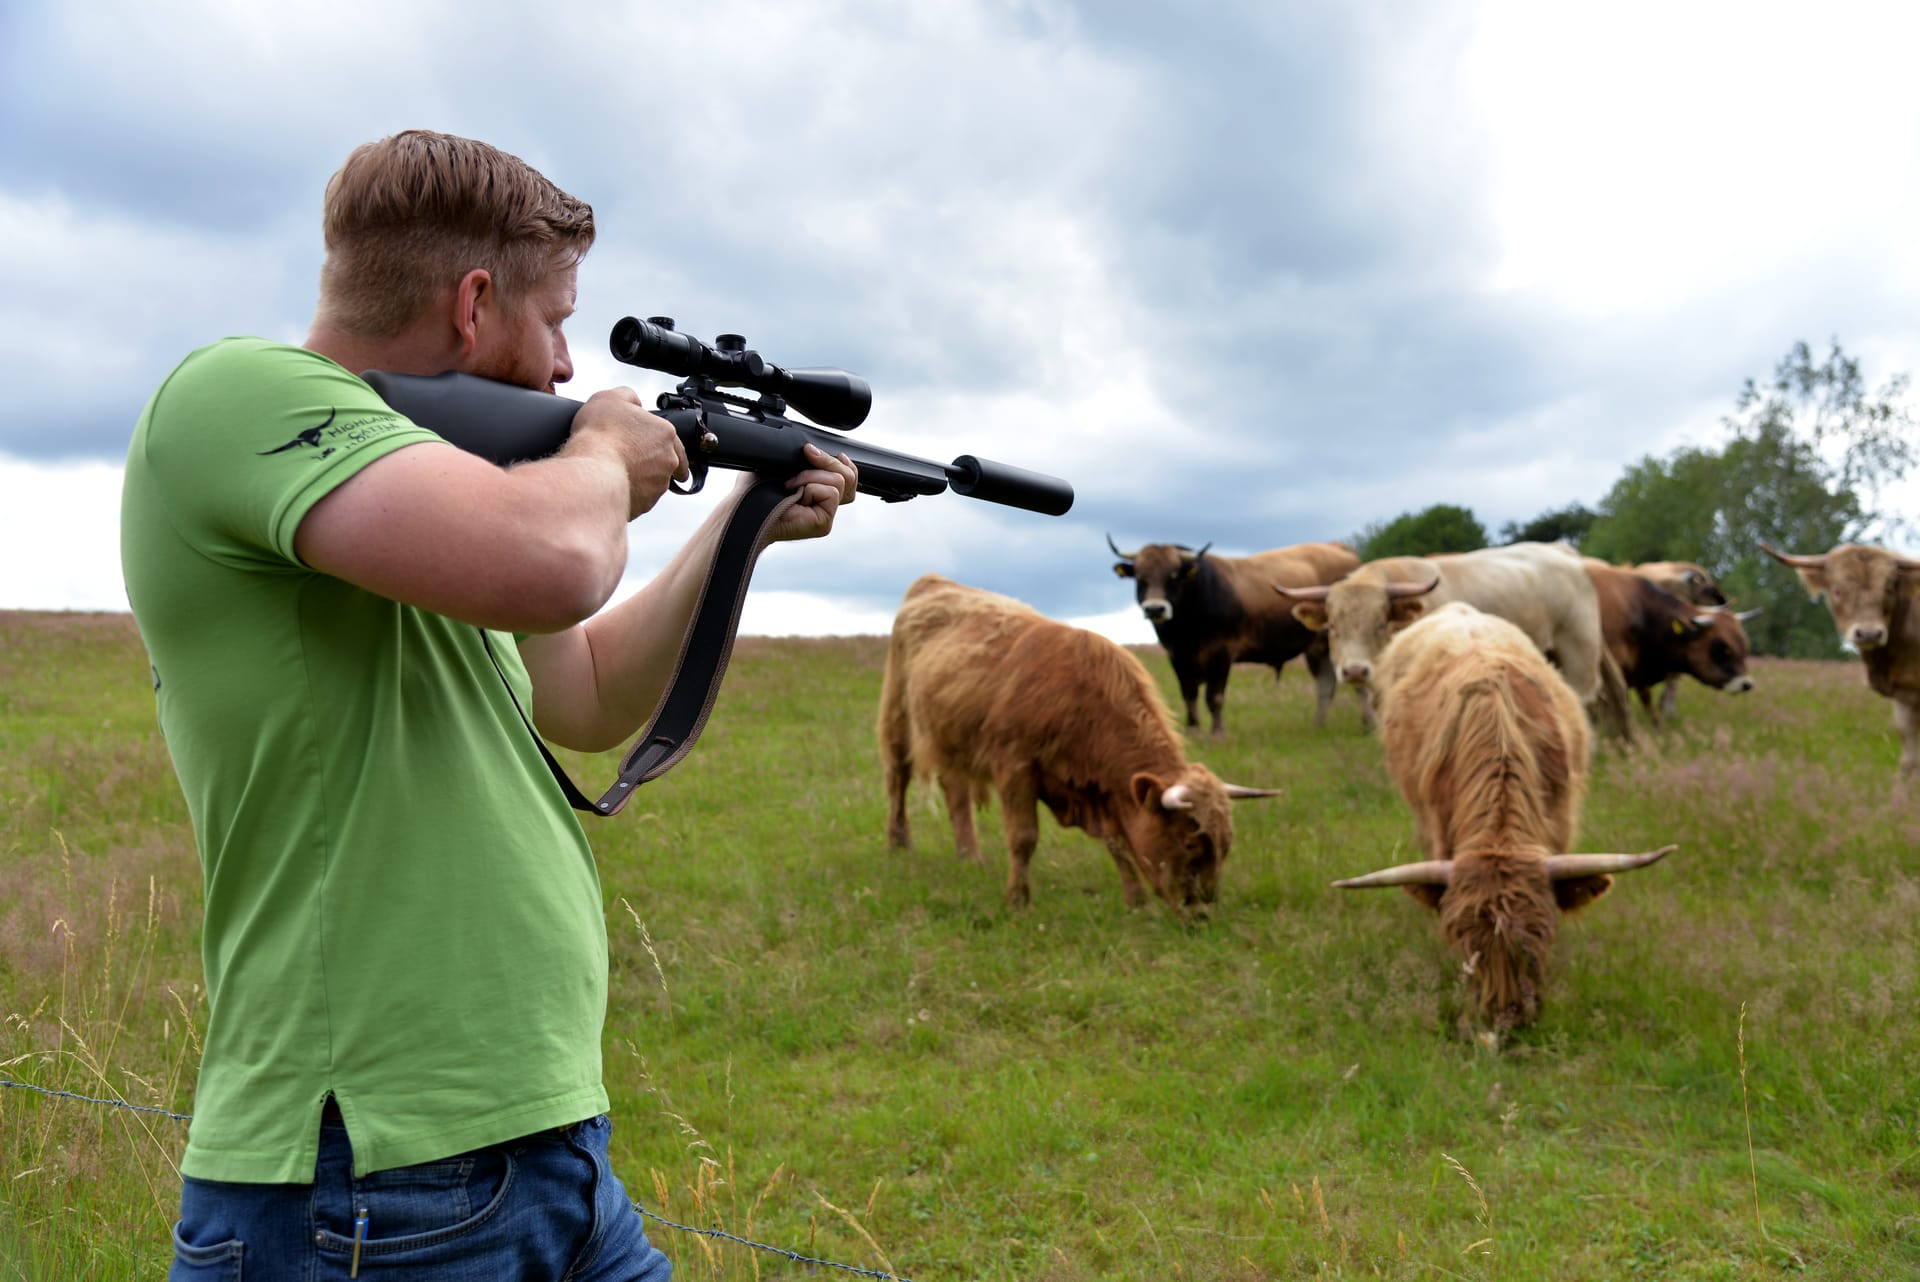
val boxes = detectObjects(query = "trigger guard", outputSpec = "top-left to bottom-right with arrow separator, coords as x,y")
671,467 -> 708,497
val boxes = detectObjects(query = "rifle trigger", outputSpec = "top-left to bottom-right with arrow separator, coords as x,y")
671,463 -> 709,497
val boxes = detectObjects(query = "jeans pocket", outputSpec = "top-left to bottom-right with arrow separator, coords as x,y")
168,1219 -> 242,1281
316,1147 -> 516,1263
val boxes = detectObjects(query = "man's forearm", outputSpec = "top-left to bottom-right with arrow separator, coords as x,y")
517,485 -> 750,753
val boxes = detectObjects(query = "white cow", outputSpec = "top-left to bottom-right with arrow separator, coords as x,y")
1277,541 -> 1616,730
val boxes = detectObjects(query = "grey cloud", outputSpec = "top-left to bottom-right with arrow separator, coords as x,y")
5,0 -> 1918,625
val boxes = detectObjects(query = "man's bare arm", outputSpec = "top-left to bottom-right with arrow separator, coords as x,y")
294,389 -> 685,633
519,446 -> 856,752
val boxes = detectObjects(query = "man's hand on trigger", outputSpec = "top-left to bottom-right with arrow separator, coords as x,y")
567,387 -> 690,519
767,443 -> 858,543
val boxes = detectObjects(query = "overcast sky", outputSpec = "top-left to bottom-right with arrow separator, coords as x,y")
4,0 -> 1917,643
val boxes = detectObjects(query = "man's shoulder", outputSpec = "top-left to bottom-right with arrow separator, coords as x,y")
168,337 -> 361,392
145,339 -> 395,446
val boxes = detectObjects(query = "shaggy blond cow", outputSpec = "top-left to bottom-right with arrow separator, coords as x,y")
1333,602 -> 1673,1029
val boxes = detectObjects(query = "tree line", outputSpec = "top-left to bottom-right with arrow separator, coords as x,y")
1350,340 -> 1916,658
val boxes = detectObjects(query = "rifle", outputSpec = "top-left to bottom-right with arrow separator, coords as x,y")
364,317 -> 1074,817
362,315 -> 1074,514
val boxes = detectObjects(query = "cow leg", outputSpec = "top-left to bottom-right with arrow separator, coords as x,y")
1636,684 -> 1660,729
882,753 -> 918,852
938,772 -> 982,861
1583,646 -> 1635,746
879,670 -> 915,850
1204,654 -> 1232,737
1102,837 -> 1148,910
997,775 -> 1043,909
1659,676 -> 1681,726
1895,699 -> 1919,778
1170,656 -> 1204,731
1306,643 -> 1336,729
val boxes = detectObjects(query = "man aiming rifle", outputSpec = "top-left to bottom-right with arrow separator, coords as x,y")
123,129 -> 860,1279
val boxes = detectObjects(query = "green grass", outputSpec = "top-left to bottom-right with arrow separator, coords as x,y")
4,610 -> 1919,1279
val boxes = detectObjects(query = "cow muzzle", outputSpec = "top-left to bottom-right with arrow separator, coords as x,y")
1848,623 -> 1889,650
1725,675 -> 1754,694
1141,599 -> 1172,622
1339,662 -> 1372,685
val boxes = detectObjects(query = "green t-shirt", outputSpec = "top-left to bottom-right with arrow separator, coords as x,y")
121,338 -> 610,1181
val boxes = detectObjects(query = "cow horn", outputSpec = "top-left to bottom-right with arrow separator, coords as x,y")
1276,582 -> 1332,600
1332,860 -> 1452,889
1386,576 -> 1440,600
1734,608 -> 1763,622
1542,845 -> 1677,880
1159,783 -> 1196,811
1106,533 -> 1139,562
1188,542 -> 1212,561
1222,783 -> 1282,800
1760,543 -> 1826,569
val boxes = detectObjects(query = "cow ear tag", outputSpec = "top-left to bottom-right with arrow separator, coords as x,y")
1672,619 -> 1687,635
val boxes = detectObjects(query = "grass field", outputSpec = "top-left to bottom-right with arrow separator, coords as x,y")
2,607 -> 1917,1280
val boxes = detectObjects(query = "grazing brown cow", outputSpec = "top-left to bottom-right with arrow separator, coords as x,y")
1584,559 -> 1758,728
1108,537 -> 1361,733
879,574 -> 1278,916
1633,560 -> 1732,721
1763,542 -> 1920,776
1331,603 -> 1673,1030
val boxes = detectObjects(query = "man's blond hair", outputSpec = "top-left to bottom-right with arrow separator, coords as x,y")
316,130 -> 596,337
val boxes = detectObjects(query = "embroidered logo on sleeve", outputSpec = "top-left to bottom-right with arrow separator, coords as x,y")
258,408 -> 412,462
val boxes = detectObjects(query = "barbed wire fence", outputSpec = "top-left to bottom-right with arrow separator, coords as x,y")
0,1077 -> 917,1281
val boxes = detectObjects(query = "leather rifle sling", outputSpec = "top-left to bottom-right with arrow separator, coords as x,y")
485,478 -> 800,816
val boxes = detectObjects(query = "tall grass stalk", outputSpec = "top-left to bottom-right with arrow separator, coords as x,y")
1739,1001 -> 1763,1245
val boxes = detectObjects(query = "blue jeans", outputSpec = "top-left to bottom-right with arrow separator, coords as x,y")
169,1113 -> 672,1281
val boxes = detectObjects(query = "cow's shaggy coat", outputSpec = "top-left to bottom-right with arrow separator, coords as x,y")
879,575 -> 1248,916
1368,603 -> 1619,1029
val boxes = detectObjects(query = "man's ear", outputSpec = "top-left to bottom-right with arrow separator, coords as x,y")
452,268 -> 496,360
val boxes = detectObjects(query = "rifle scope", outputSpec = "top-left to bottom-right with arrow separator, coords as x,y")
610,316 -> 872,432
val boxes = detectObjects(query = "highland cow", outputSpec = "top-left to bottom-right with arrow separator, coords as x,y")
1332,602 -> 1673,1029
879,574 -> 1278,916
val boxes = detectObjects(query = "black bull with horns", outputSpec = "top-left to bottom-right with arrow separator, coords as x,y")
1107,536 -> 1361,735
